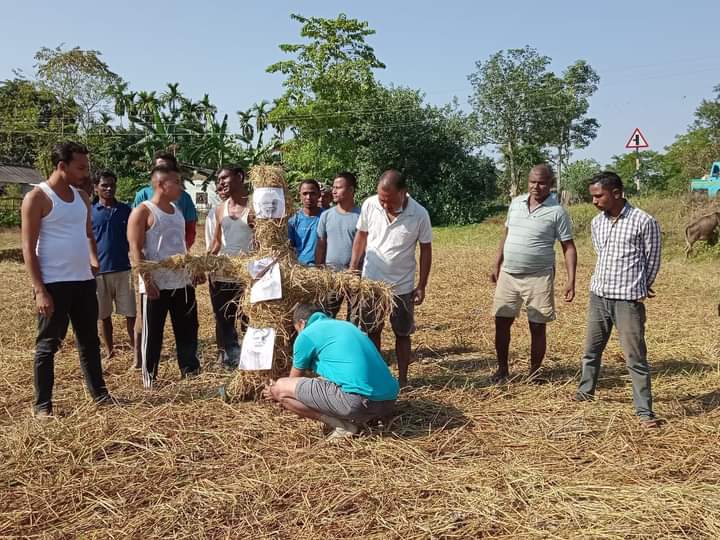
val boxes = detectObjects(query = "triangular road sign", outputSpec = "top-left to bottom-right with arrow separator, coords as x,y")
625,128 -> 649,149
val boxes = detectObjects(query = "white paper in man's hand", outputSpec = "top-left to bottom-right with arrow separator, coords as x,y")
250,261 -> 282,303
239,327 -> 275,370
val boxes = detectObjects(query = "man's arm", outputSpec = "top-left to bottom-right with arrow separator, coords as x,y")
560,239 -> 577,302
491,227 -> 509,283
289,367 -> 304,378
184,221 -> 197,250
643,219 -> 662,294
21,190 -> 53,317
210,205 -> 223,255
127,205 -> 159,299
315,237 -> 327,266
349,230 -> 368,272
413,242 -> 432,305
80,191 -> 99,274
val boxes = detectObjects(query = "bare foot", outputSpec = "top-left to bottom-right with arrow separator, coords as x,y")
490,371 -> 509,384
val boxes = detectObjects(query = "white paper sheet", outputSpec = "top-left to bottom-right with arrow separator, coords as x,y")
239,327 -> 275,370
253,187 -> 285,219
250,261 -> 282,303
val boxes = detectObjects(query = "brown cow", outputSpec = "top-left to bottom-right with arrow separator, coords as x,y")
685,211 -> 720,257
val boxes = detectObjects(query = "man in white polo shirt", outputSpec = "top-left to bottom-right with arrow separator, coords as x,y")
490,164 -> 577,382
349,169 -> 432,388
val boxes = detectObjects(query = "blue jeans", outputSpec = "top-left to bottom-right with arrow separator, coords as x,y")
577,293 -> 654,419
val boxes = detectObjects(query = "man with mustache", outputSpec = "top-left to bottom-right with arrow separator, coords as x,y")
490,164 -> 577,381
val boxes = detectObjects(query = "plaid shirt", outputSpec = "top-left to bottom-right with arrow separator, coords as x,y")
589,202 -> 661,301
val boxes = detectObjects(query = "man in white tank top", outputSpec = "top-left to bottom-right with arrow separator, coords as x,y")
20,141 -> 111,417
128,165 -> 204,388
209,166 -> 254,368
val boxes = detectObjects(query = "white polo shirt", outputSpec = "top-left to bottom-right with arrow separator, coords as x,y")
357,195 -> 432,295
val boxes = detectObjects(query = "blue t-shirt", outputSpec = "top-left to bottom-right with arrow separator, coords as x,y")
288,209 -> 321,265
316,206 -> 361,269
133,186 -> 198,222
91,200 -> 132,274
293,312 -> 399,401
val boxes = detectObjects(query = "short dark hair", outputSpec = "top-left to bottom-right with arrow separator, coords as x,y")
334,171 -> 357,189
150,164 -> 178,178
293,303 -> 323,325
299,179 -> 321,192
530,163 -> 555,182
94,170 -> 117,185
378,169 -> 406,190
217,165 -> 246,181
51,141 -> 89,168
589,171 -> 624,192
152,151 -> 178,170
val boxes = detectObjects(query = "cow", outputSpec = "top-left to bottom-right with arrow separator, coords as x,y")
685,211 -> 720,257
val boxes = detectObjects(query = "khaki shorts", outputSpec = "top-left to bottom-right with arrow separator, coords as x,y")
96,270 -> 136,320
351,292 -> 415,337
493,268 -> 555,324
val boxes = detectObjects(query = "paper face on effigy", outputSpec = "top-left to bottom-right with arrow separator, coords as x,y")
253,187 -> 285,219
239,327 -> 275,370
249,260 -> 282,303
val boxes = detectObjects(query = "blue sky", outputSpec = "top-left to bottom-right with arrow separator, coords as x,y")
2,0 -> 719,165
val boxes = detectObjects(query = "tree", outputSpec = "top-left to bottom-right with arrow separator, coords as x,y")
607,151 -> 668,194
544,61 -> 600,191
468,46 -> 554,197
31,45 -> 121,133
0,78 -> 77,167
693,83 -> 720,141
563,159 -> 601,202
267,13 -> 386,173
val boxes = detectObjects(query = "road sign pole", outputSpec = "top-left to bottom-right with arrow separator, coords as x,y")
635,147 -> 641,192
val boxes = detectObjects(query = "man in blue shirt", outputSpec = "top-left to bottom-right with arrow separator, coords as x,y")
92,170 -> 135,359
288,179 -> 322,265
262,303 -> 399,440
132,151 -> 198,249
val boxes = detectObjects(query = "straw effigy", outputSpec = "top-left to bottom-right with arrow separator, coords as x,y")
136,165 -> 394,400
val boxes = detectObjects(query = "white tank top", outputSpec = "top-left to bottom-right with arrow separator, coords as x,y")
214,200 -> 254,283
36,182 -> 93,284
138,201 -> 189,292
220,200 -> 254,255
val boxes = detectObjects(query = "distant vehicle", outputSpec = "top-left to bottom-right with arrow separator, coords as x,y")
690,161 -> 720,197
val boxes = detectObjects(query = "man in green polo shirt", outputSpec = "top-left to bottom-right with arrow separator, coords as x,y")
262,303 -> 399,440
490,164 -> 577,381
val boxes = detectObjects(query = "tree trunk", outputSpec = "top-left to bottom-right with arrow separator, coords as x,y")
507,140 -> 518,198
556,144 -> 563,194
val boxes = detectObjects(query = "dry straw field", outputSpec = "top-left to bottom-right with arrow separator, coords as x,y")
1,196 -> 719,539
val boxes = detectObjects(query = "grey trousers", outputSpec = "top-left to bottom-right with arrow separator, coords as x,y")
577,293 -> 654,419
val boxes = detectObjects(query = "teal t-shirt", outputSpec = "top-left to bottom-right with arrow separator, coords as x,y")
292,312 -> 399,401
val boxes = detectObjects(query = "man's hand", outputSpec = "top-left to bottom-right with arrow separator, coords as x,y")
144,280 -> 160,300
91,263 -> 100,276
490,267 -> 500,284
412,286 -> 426,305
647,287 -> 656,299
261,380 -> 276,401
564,283 -> 576,303
35,289 -> 54,318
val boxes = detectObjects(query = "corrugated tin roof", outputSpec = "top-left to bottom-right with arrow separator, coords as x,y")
0,165 -> 44,185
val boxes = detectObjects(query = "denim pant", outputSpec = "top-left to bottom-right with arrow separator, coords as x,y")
577,293 -> 654,419
34,280 -> 109,413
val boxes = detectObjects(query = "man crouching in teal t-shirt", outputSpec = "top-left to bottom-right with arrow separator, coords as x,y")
262,303 -> 399,440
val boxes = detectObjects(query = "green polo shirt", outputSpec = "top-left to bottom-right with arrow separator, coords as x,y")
292,312 -> 399,401
502,193 -> 573,274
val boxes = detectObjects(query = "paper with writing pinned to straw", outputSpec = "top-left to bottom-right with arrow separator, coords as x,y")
249,258 -> 282,303
239,327 -> 275,370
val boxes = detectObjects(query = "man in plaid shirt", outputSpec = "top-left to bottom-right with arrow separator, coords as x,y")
576,171 -> 662,427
